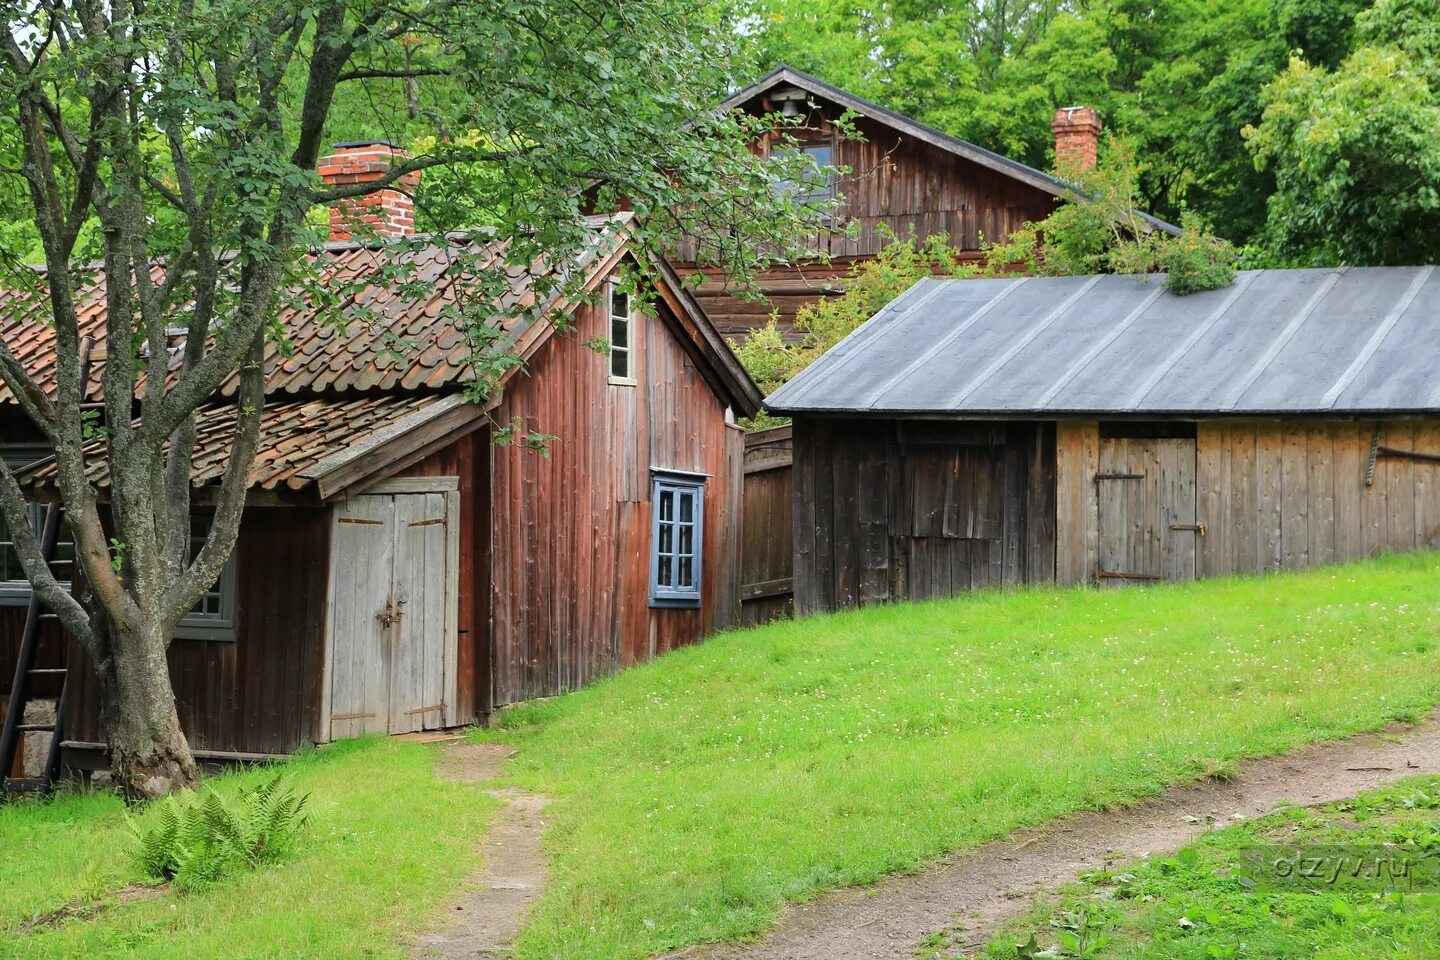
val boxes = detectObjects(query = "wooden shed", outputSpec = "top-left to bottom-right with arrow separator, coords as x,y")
767,266 -> 1440,614
3,170 -> 759,770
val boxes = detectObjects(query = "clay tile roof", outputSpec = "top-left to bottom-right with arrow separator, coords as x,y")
18,393 -> 467,494
0,215 -> 629,404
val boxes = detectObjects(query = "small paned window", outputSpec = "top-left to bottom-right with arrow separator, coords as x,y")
774,140 -> 837,209
650,472 -> 705,608
0,446 -> 73,606
174,511 -> 238,641
609,283 -> 635,383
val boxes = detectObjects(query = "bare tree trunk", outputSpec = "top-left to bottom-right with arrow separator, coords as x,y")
99,618 -> 197,798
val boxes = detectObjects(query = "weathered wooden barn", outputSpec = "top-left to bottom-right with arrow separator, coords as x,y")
2,142 -> 759,772
671,66 -> 1178,340
767,266 -> 1440,614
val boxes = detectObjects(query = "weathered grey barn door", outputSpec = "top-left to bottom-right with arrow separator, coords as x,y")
325,478 -> 459,740
1095,437 -> 1198,583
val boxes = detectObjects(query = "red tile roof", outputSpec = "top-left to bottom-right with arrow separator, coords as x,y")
0,216 -> 628,403
19,393 -> 470,494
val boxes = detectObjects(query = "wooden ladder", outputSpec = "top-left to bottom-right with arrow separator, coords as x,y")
2,337 -> 93,797
0,503 -> 76,796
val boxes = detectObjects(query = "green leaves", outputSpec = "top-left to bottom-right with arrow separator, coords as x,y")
1244,0 -> 1440,265
124,773 -> 310,892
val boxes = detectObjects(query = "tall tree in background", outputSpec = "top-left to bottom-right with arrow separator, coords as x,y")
0,0 -> 824,798
738,0 -> 1434,251
1245,0 -> 1440,265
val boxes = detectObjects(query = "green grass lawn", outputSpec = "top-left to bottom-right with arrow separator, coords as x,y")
1,737 -> 498,960
474,552 -> 1440,960
977,775 -> 1440,959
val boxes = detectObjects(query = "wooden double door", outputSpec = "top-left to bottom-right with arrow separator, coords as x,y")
1095,436 -> 1201,584
326,479 -> 459,740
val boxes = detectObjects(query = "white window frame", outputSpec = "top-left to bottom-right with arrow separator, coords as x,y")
649,469 -> 705,609
608,280 -> 637,386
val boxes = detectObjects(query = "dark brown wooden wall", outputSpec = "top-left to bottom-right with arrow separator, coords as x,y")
393,429 -> 490,724
673,102 -> 1058,339
64,506 -> 331,755
740,425 -> 794,626
793,417 -> 1056,615
488,283 -> 744,707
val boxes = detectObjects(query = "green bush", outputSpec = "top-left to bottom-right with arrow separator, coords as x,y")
126,773 -> 309,891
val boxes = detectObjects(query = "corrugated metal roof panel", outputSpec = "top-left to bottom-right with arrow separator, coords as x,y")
766,266 -> 1440,416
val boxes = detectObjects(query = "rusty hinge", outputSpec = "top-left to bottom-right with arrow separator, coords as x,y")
339,517 -> 385,525
1095,570 -> 1167,581
408,517 -> 446,528
1376,446 -> 1440,465
1169,522 -> 1207,535
1094,472 -> 1145,482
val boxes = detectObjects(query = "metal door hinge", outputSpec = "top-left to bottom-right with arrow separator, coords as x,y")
1169,522 -> 1207,535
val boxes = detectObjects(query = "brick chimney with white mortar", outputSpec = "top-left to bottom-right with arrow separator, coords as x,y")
317,141 -> 421,242
1051,106 -> 1102,174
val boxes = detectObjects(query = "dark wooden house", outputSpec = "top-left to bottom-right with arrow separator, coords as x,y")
767,267 -> 1440,614
2,142 -> 760,770
671,66 -> 1177,341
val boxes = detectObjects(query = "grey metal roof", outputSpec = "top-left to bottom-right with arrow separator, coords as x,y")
766,266 -> 1440,417
722,66 -> 1181,237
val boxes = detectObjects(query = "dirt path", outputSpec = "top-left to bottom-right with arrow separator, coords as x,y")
412,743 -> 550,960
664,711 -> 1440,960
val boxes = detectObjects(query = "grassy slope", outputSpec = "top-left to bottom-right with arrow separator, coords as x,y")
1,737 -> 498,960
476,552 -> 1440,960
979,775 -> 1440,959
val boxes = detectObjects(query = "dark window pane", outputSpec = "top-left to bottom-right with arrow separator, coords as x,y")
678,525 -> 692,555
659,524 -> 673,553
678,557 -> 693,588
679,493 -> 693,523
611,317 -> 628,349
611,288 -> 629,319
611,347 -> 628,379
658,555 -> 673,586
659,490 -> 673,521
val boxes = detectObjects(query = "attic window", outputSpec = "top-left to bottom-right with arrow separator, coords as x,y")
774,140 -> 837,212
609,282 -> 636,385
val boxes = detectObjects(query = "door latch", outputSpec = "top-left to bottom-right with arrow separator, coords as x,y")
376,597 -> 407,626
1169,522 -> 1207,536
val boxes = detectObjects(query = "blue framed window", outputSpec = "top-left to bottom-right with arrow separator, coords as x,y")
649,471 -> 705,608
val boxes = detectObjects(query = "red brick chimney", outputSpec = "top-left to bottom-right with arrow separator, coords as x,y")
1051,106 -> 1102,174
317,141 -> 420,242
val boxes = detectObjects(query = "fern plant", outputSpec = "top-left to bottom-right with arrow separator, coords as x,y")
126,773 -> 309,891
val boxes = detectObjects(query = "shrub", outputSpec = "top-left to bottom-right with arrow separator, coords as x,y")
127,773 -> 309,891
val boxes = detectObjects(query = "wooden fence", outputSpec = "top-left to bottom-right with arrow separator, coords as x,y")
739,425 -> 794,626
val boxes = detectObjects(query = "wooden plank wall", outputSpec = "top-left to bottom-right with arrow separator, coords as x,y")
673,104 -> 1057,339
488,287 -> 744,707
740,425 -> 794,626
1196,421 -> 1440,577
64,506 -> 331,755
793,417 -> 1055,615
1058,420 -> 1440,584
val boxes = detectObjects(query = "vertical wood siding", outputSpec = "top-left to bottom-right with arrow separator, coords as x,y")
740,426 -> 794,626
65,506 -> 330,754
674,106 -> 1058,339
488,288 -> 743,707
792,417 -> 1055,615
1058,420 -> 1440,584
